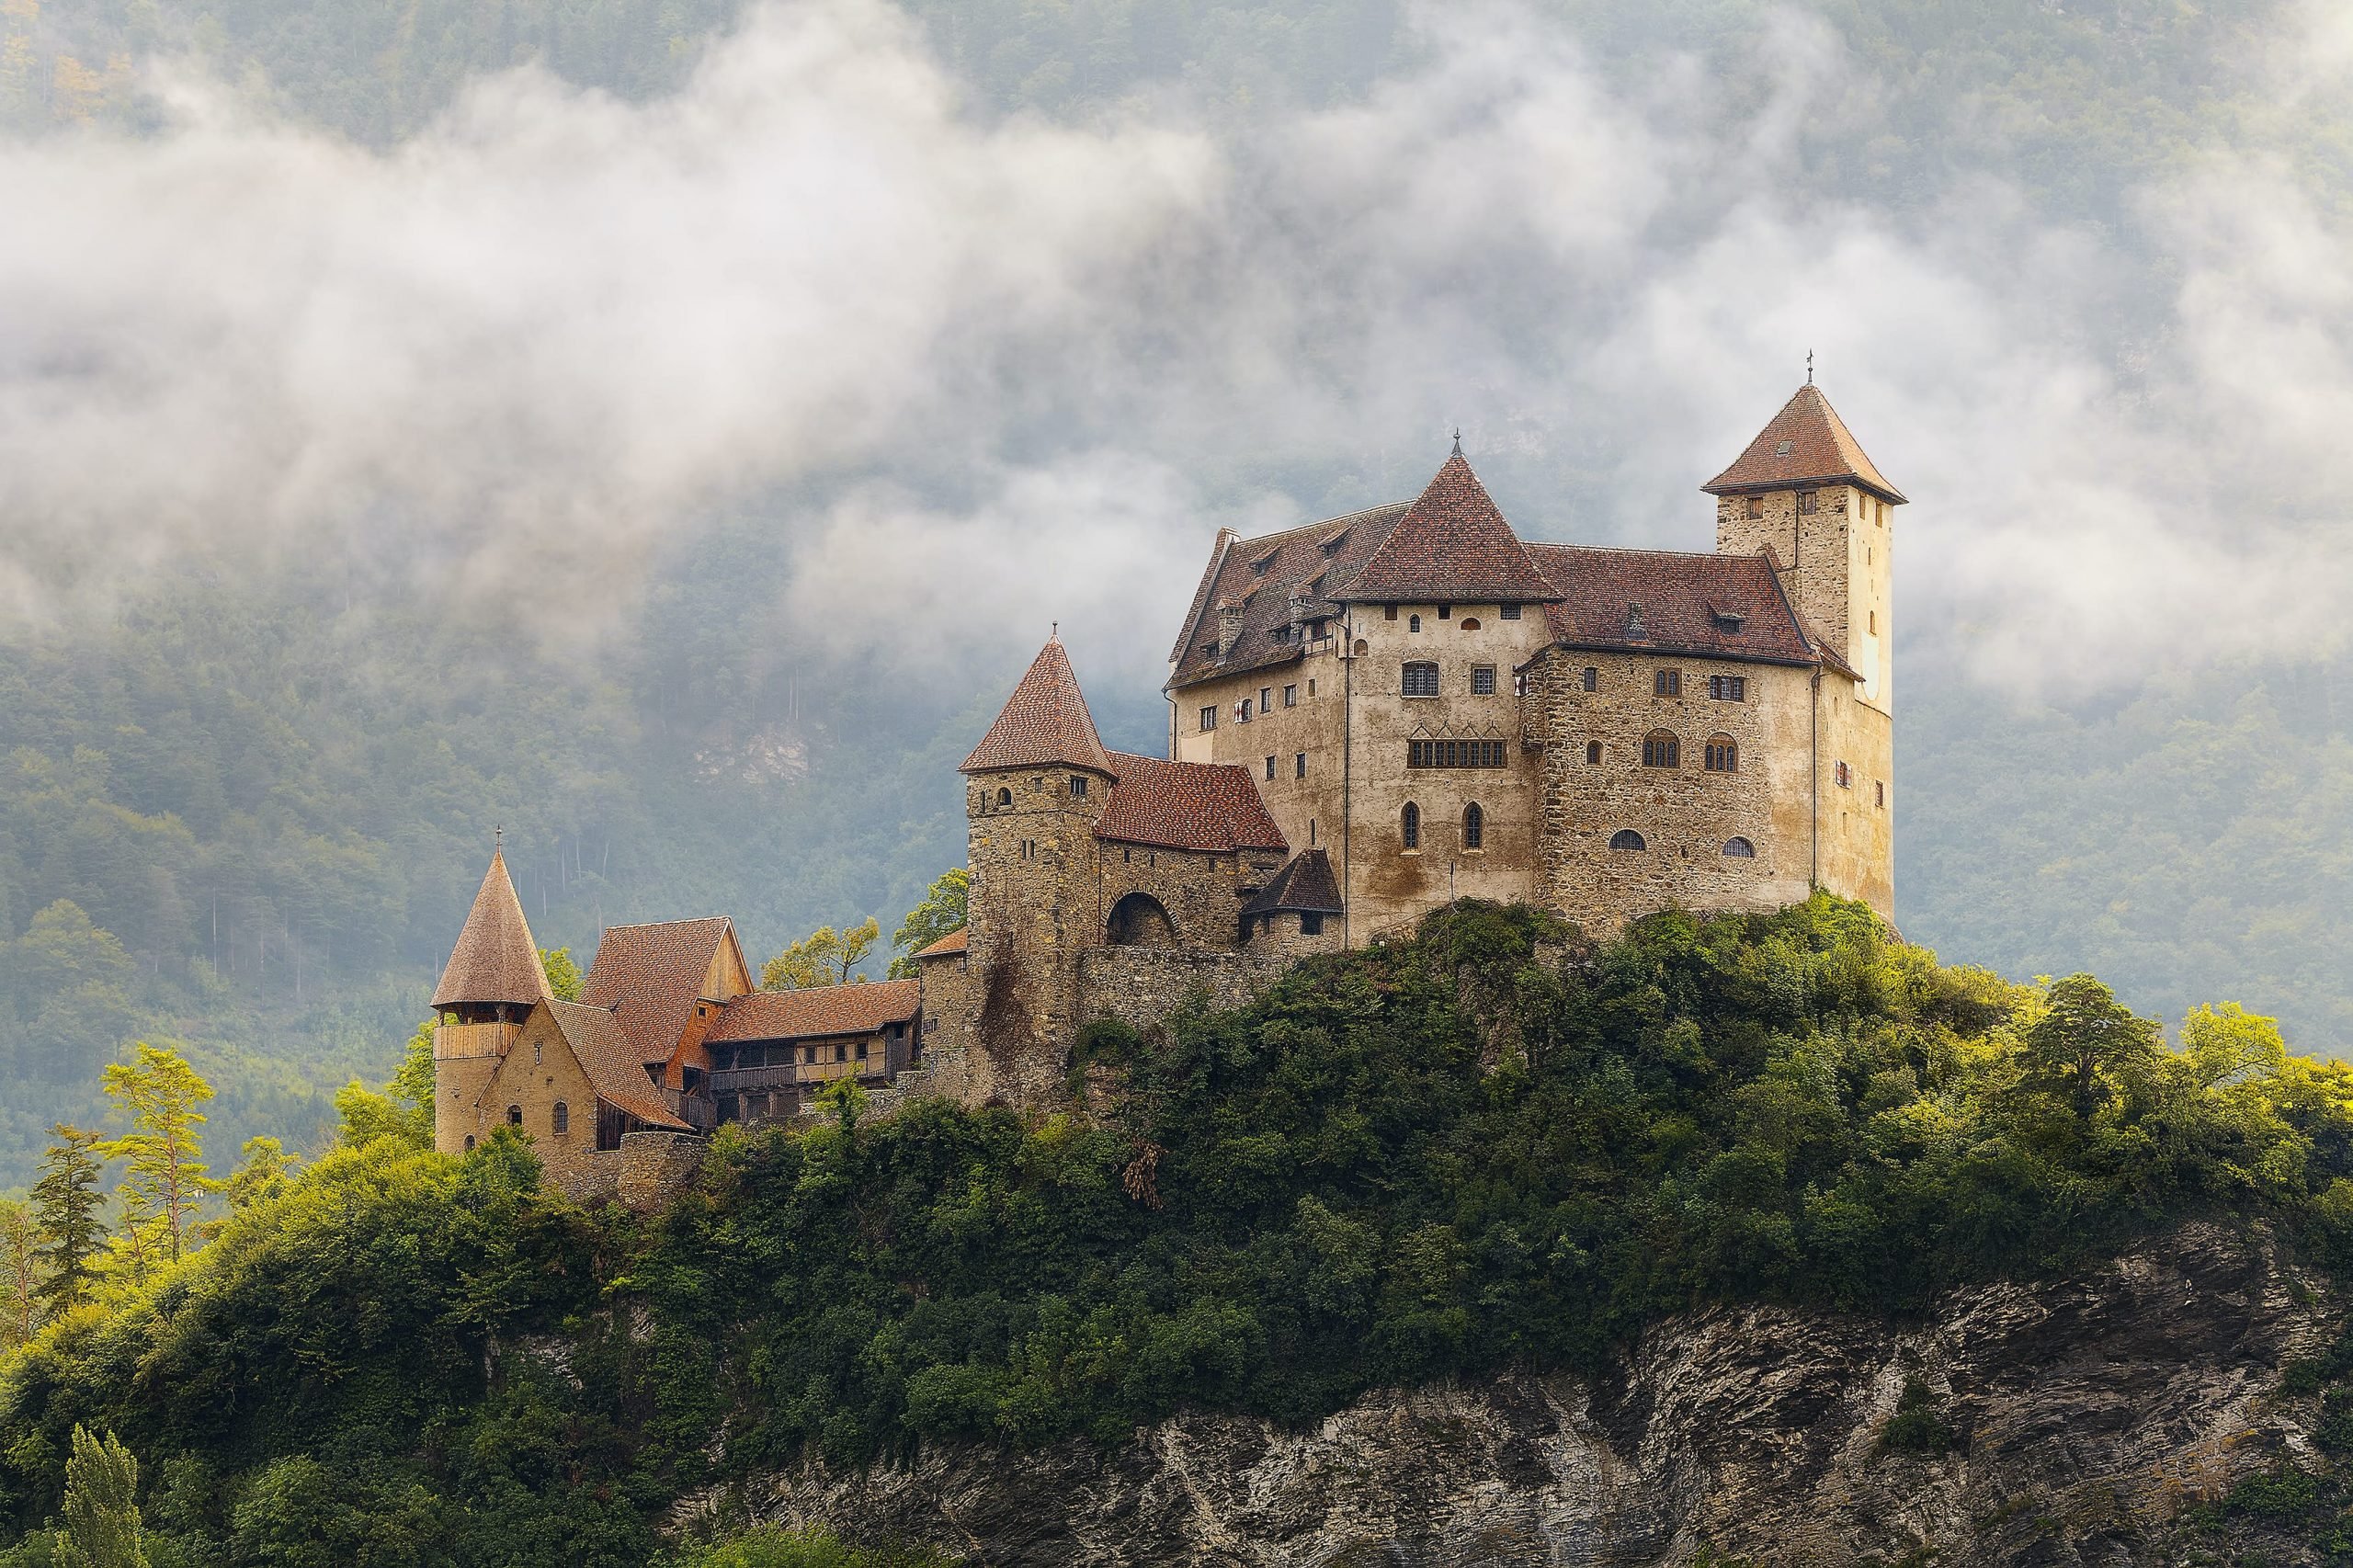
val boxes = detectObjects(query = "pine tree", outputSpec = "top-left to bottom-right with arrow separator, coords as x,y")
31,1123 -> 107,1315
53,1424 -> 146,1568
97,1043 -> 219,1271
0,1199 -> 38,1346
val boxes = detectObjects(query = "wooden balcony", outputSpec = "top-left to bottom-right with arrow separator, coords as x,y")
709,1064 -> 801,1095
434,1021 -> 518,1061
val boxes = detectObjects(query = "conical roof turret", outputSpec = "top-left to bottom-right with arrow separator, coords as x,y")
1334,451 -> 1561,605
959,635 -> 1114,776
431,847 -> 554,1010
1703,383 -> 1905,504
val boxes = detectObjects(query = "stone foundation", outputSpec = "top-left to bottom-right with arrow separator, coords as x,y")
615,1130 -> 706,1210
1075,947 -> 1290,1038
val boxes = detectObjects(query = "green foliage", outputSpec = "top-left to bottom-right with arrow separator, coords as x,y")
1878,1375 -> 1959,1456
0,1205 -> 34,1351
887,871 -> 967,981
540,949 -> 583,1005
762,920 -> 881,992
52,1426 -> 142,1568
95,1047 -> 217,1278
28,1130 -> 104,1317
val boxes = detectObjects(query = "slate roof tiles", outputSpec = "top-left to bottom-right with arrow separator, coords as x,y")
1239,848 -> 1343,916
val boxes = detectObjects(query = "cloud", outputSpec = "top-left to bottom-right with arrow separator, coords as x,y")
0,0 -> 2347,693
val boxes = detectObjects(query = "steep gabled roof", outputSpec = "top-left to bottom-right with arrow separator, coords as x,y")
581,916 -> 736,1066
432,849 -> 553,1010
1332,453 -> 1562,606
1166,502 -> 1411,691
546,999 -> 688,1130
1094,753 -> 1288,853
960,637 -> 1115,776
1702,384 -> 1905,504
1239,848 -> 1343,916
705,979 -> 922,1043
1523,545 -> 1821,666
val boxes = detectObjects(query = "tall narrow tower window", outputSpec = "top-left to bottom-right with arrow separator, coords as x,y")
1462,802 -> 1483,850
1401,802 -> 1420,850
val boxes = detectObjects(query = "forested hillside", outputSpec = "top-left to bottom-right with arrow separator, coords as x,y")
0,0 -> 2349,1187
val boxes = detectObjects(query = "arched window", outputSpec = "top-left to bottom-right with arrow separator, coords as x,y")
1608,829 -> 1646,852
1462,802 -> 1483,850
1585,741 -> 1602,766
1402,802 -> 1421,850
1402,662 -> 1439,697
464,1134 -> 475,1152
1461,617 -> 1481,631
506,1105 -> 522,1127
996,787 -> 1012,807
552,1101 -> 569,1134
1704,734 -> 1738,773
1722,837 -> 1756,858
1642,730 -> 1680,768
1353,639 -> 1370,657
1409,614 -> 1423,632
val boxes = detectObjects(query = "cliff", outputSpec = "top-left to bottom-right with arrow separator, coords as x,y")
725,1221 -> 2343,1565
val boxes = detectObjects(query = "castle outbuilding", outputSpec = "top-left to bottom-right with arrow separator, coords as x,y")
434,381 -> 1904,1179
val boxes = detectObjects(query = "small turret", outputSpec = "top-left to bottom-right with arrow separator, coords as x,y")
432,846 -> 552,1025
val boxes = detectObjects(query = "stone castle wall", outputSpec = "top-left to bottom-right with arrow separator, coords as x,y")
1074,947 -> 1291,1038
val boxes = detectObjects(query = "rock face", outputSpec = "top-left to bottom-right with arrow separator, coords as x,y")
734,1222 -> 2345,1565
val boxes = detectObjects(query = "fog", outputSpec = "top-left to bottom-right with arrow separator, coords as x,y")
1,0 -> 2348,693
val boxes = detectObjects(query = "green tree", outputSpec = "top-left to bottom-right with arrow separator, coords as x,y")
0,1198 -> 37,1347
540,947 -> 583,1002
762,918 -> 880,991
31,1123 -> 106,1314
2024,973 -> 2163,1116
97,1044 -> 219,1271
335,1020 -> 437,1151
222,1136 -> 296,1210
52,1424 -> 146,1568
887,869 -> 969,979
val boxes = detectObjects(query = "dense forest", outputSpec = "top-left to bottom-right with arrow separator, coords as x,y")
0,0 -> 2346,1193
7,900 -> 2353,1562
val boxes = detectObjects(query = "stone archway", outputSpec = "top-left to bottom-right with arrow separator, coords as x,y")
1106,891 -> 1178,948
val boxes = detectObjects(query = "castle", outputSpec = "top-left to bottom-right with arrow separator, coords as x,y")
432,383 -> 1901,1191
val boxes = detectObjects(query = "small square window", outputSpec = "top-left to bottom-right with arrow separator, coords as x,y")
1471,665 -> 1496,695
1384,604 -> 1399,620
1745,494 -> 1763,519
1438,606 -> 1451,620
1300,912 -> 1324,937
1500,604 -> 1521,619
1799,490 -> 1820,515
1581,666 -> 1598,692
1283,685 -> 1297,708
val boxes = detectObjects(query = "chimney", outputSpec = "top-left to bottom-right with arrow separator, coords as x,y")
1217,601 -> 1245,659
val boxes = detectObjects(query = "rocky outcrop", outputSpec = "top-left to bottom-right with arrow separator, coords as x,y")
724,1222 -> 2347,1565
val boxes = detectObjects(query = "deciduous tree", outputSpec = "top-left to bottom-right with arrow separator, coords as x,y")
97,1042 -> 220,1269
53,1424 -> 146,1568
762,918 -> 880,991
887,869 -> 969,979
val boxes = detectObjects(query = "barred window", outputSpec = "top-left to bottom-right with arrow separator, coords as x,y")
1709,675 -> 1747,701
1462,802 -> 1484,850
1402,662 -> 1439,697
1654,669 -> 1682,698
1409,614 -> 1423,632
1581,666 -> 1598,692
1471,665 -> 1496,695
1070,776 -> 1088,797
1609,829 -> 1646,852
1402,802 -> 1420,849
1722,836 -> 1756,858
1643,731 -> 1680,768
1704,735 -> 1738,773
1408,739 -> 1507,768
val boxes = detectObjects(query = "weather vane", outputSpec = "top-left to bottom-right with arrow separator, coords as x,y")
1451,426 -> 1462,456
1806,349 -> 1814,385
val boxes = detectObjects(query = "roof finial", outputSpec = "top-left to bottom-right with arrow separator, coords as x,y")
494,824 -> 503,853
1451,426 -> 1462,457
1806,349 -> 1813,386
1051,619 -> 1059,642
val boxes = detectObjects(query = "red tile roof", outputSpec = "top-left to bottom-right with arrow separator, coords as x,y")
582,916 -> 735,1066
1167,502 -> 1410,690
1333,453 -> 1562,606
1240,848 -> 1342,915
705,978 -> 922,1042
432,849 -> 553,1010
545,998 -> 688,1130
1524,545 -> 1822,665
1094,752 -> 1288,853
914,926 -> 968,960
961,637 -> 1115,776
1703,384 -> 1904,503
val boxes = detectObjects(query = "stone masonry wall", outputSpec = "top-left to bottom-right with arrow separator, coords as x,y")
1075,947 -> 1290,1039
615,1130 -> 705,1210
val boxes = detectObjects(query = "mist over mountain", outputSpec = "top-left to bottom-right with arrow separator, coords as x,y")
0,0 -> 2347,1183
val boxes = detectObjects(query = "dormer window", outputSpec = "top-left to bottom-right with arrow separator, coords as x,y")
1708,602 -> 1746,631
1775,440 -> 1794,457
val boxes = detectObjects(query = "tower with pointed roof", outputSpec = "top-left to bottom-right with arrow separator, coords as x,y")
428,847 -> 554,1159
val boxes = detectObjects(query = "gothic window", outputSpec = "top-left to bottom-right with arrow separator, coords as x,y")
1500,604 -> 1521,619
1199,706 -> 1217,733
1402,802 -> 1421,850
1609,829 -> 1646,852
552,1102 -> 569,1134
1402,662 -> 1439,697
1722,837 -> 1756,858
1654,669 -> 1682,698
996,787 -> 1012,807
506,1105 -> 522,1127
1704,735 -> 1738,773
1409,614 -> 1423,632
1709,675 -> 1746,701
1471,665 -> 1496,695
1643,731 -> 1680,768
1582,666 -> 1598,692
1586,741 -> 1602,766
1070,776 -> 1088,797
1462,802 -> 1484,850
